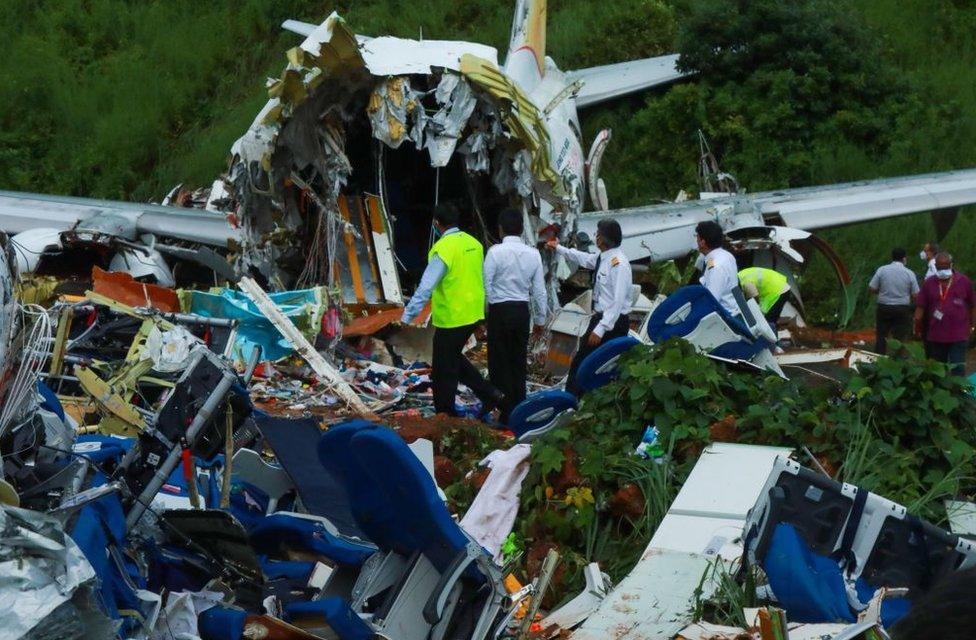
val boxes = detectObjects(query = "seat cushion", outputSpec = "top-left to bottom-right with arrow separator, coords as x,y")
260,558 -> 315,582
249,513 -> 376,567
762,523 -> 853,623
508,390 -> 578,439
711,339 -> 768,361
198,606 -> 246,640
285,598 -> 373,640
576,335 -> 641,392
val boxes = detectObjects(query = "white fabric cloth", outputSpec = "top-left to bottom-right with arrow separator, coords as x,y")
483,236 -> 548,325
459,444 -> 533,562
557,245 -> 633,337
926,257 -> 938,280
699,247 -> 739,315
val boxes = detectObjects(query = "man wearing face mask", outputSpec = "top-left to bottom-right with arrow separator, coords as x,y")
401,203 -> 504,416
546,218 -> 632,395
914,252 -> 976,376
920,242 -> 939,280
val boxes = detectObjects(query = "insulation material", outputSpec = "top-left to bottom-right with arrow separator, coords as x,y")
0,505 -> 104,639
143,325 -> 201,373
425,73 -> 478,167
367,77 -> 425,150
458,103 -> 503,174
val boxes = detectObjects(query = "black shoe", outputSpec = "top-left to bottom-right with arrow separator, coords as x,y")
481,390 -> 506,415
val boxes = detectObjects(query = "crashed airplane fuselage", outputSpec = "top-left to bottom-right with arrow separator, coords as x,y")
2,0 -> 976,312
227,0 -> 685,303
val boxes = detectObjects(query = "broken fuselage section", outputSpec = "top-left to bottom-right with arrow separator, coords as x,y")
226,13 -> 583,307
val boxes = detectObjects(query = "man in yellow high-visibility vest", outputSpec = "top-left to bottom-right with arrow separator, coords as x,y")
401,203 -> 504,416
738,267 -> 791,324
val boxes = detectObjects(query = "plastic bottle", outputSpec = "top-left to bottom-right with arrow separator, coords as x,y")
635,426 -> 665,463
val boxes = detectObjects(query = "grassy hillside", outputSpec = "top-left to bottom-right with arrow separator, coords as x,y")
1,0 -> 974,326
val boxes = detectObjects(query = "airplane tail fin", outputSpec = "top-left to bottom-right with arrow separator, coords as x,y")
508,0 -> 546,75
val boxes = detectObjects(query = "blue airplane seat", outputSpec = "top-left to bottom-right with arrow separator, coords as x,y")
317,420 -> 422,555
649,285 -> 769,360
260,558 -> 316,582
507,335 -> 638,441
508,389 -> 578,441
305,423 -> 506,639
351,427 -> 480,580
575,335 -> 641,392
37,380 -> 66,422
249,513 -> 377,567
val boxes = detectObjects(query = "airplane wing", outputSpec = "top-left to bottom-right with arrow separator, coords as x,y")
566,55 -> 689,109
0,190 -> 239,247
576,168 -> 976,262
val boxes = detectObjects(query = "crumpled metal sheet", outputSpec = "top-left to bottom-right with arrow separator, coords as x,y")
459,54 -> 566,204
367,77 -> 425,150
234,13 -> 364,163
424,73 -> 478,167
0,505 -> 103,639
493,149 -> 535,199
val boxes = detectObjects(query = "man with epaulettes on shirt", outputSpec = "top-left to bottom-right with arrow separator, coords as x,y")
695,220 -> 740,317
546,218 -> 632,395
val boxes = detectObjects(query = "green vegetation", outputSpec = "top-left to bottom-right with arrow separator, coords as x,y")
516,339 -> 976,603
2,0 -> 974,325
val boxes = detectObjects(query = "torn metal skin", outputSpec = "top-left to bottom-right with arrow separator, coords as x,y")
226,12 -> 577,297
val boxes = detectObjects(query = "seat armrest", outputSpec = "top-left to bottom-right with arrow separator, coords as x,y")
423,543 -> 483,624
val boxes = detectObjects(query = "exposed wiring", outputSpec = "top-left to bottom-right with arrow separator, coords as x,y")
0,304 -> 53,438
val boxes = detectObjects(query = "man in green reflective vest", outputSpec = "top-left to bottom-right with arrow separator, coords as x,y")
738,267 -> 791,324
401,203 -> 504,416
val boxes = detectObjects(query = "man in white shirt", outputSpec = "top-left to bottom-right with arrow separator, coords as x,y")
920,242 -> 939,280
869,247 -> 919,354
695,220 -> 739,316
483,209 -> 548,421
547,218 -> 632,395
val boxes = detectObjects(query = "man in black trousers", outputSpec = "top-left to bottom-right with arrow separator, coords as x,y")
547,218 -> 633,395
483,209 -> 548,422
